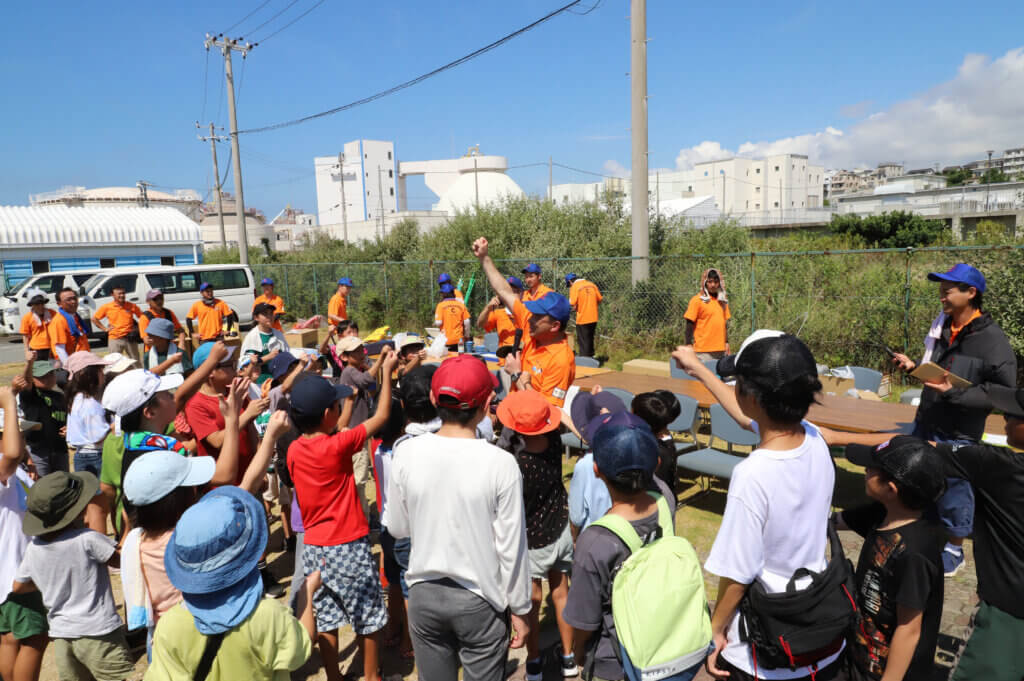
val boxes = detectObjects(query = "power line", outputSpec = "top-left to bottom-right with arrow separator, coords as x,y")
238,0 -> 585,134
254,0 -> 327,43
245,0 -> 303,37
568,0 -> 602,15
553,162 -> 614,178
223,0 -> 274,34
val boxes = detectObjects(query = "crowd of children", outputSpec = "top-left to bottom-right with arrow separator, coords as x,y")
0,253 -> 1020,681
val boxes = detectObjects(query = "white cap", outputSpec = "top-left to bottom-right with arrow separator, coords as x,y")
715,329 -> 785,377
103,352 -> 138,375
124,450 -> 216,505
101,369 -> 185,416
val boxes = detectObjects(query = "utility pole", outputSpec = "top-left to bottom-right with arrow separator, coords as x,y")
136,180 -> 151,208
986,149 -> 994,210
336,152 -> 348,244
548,156 -> 553,202
197,122 -> 228,250
630,0 -> 649,284
377,166 -> 385,237
205,34 -> 253,265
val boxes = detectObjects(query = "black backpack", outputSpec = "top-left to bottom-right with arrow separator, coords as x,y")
737,520 -> 859,671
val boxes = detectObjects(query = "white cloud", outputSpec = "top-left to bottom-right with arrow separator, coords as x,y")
603,160 -> 629,177
666,47 -> 1024,171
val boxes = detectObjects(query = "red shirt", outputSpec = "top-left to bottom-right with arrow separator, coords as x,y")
287,424 -> 369,546
184,391 -> 256,486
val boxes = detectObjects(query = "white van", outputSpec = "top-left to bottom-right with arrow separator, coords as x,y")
79,264 -> 256,338
1,269 -> 102,335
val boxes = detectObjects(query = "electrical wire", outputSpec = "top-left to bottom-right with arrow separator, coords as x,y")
245,0 -> 303,37
239,0 -> 585,134
253,0 -> 327,43
553,162 -> 614,178
568,0 -> 602,15
223,0 -> 274,34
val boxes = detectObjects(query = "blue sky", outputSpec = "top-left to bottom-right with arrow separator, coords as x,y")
2,0 -> 1023,217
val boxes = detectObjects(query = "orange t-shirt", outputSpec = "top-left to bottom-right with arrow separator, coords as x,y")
138,308 -> 183,345
94,301 -> 142,339
949,308 -> 982,344
48,312 -> 90,354
522,337 -> 576,407
511,298 -> 535,356
523,283 -> 554,302
569,279 -> 603,325
20,309 -> 55,351
434,298 -> 469,345
484,308 -> 517,348
253,293 -> 286,331
328,293 -> 348,323
683,295 -> 731,353
187,299 -> 232,340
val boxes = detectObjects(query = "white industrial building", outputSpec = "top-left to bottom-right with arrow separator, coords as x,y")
314,140 -> 399,227
0,205 -> 204,290
31,185 -> 203,222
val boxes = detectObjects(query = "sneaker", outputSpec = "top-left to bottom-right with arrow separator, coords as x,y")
261,569 -> 288,598
560,654 -> 579,677
525,658 -> 543,681
943,545 -> 965,577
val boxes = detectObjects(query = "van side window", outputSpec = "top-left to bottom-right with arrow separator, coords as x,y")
71,274 -> 94,286
31,275 -> 63,294
146,272 -> 199,294
201,269 -> 248,290
96,275 -> 138,298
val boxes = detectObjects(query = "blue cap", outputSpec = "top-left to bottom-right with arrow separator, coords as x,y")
145,317 -> 176,340
574,391 -> 629,444
337,277 -> 354,287
124,450 -> 216,506
506,276 -> 524,291
522,263 -> 542,274
437,273 -> 452,284
289,375 -> 354,418
927,263 -> 986,293
267,353 -> 300,381
199,282 -> 213,292
591,413 -> 658,479
439,283 -> 455,295
564,273 -> 578,286
260,277 -> 274,286
192,342 -> 236,368
523,292 -> 571,324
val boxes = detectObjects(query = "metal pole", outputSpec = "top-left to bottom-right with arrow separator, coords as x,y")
750,252 -> 756,334
630,0 -> 649,284
220,41 -> 250,265
338,152 -> 349,244
985,150 -> 993,210
209,123 -> 227,249
903,247 -> 913,354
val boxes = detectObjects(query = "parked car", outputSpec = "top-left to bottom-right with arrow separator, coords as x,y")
1,269 -> 102,336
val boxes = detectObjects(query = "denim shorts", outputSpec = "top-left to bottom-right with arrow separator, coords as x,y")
911,426 -> 975,538
380,528 -> 411,598
73,446 -> 103,478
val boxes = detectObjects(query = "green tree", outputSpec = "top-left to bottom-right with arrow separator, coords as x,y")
979,168 -> 1011,184
828,211 -> 946,248
944,167 -> 973,186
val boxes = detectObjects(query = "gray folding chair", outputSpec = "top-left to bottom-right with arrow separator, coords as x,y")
575,356 -> 600,368
601,387 -> 634,410
677,403 -> 758,501
483,332 -> 500,353
702,359 -> 720,376
670,362 -> 696,381
669,393 -> 701,451
836,366 -> 883,393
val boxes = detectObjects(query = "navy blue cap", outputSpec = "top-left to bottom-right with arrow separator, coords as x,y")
522,263 -> 542,275
260,277 -> 274,286
199,282 -> 213,292
927,263 -> 986,293
267,353 -> 300,381
437,273 -> 452,284
289,375 -> 354,417
575,392 -> 629,444
564,273 -> 578,286
439,283 -> 455,295
337,277 -> 354,287
591,413 -> 658,479
506,276 -> 524,291
524,292 -> 571,324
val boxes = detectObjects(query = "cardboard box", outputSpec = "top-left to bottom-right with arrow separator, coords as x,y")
190,335 -> 241,351
622,358 -> 672,378
286,328 -> 319,348
819,375 -> 856,396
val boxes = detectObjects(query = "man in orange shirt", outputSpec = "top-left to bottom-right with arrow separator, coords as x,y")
49,287 -> 91,369
187,283 -> 234,342
565,273 -> 603,358
474,239 -> 576,407
520,263 -> 553,302
683,268 -> 730,361
327,277 -> 353,330
19,287 -> 56,361
477,276 -> 523,353
253,277 -> 285,331
93,283 -> 144,362
434,284 -> 470,351
139,289 -> 184,349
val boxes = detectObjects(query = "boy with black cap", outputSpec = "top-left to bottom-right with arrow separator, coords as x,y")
286,353 -> 398,681
19,288 -> 55,361
837,437 -> 946,681
241,302 -> 290,363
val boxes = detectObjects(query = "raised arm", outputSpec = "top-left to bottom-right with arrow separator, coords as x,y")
361,351 -> 398,437
472,238 -> 518,312
671,345 -> 753,430
174,341 -> 228,412
211,378 -> 244,486
0,387 -> 23,482
240,410 -> 289,493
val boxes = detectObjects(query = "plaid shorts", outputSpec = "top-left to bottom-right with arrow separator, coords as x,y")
303,536 -> 387,635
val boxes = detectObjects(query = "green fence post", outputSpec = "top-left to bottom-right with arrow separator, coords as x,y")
749,252 -> 757,334
903,247 -> 914,355
428,261 -> 435,307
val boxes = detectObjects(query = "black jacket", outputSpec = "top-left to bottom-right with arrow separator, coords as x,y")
914,313 -> 1017,442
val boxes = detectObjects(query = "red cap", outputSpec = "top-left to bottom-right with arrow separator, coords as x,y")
497,390 -> 561,435
431,355 -> 498,410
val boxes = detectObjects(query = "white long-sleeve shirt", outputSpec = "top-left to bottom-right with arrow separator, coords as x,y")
384,432 -> 531,615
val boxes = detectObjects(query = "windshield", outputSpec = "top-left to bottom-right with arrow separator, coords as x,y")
5,278 -> 31,296
79,273 -> 104,295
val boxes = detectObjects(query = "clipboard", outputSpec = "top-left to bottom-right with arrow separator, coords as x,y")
911,362 -> 971,389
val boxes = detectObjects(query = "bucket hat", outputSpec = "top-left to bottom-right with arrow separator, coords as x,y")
497,390 -> 561,435
23,471 -> 99,536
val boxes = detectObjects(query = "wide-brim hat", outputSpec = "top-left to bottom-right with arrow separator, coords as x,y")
22,471 -> 99,537
164,485 -> 268,594
497,390 -> 561,435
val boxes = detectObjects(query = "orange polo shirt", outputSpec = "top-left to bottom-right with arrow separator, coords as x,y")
187,299 -> 232,340
683,295 -> 731,353
949,309 -> 982,344
569,279 -> 602,325
511,298 -> 535,356
522,337 -> 576,407
94,301 -> 142,339
138,308 -> 183,345
328,293 -> 348,323
434,298 -> 469,345
20,309 -> 56,351
484,307 -> 517,348
522,283 -> 553,302
254,293 -> 285,331
48,312 -> 90,354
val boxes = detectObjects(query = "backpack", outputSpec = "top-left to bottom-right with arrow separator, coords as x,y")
592,493 -> 712,681
737,520 -> 858,671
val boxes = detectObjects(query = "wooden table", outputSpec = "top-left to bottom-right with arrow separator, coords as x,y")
379,352 -> 613,380
575,371 -> 1006,435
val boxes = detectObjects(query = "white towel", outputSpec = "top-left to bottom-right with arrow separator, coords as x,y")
921,313 -> 947,364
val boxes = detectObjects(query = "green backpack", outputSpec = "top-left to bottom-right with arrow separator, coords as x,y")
592,493 -> 712,681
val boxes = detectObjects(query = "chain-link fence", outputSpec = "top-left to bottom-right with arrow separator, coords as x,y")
251,245 -> 1024,371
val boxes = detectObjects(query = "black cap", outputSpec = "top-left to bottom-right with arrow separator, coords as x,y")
734,334 -> 817,390
289,375 -> 354,417
267,353 -> 300,381
253,302 -> 276,318
987,384 -> 1024,420
846,436 -> 946,504
399,365 -> 437,409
